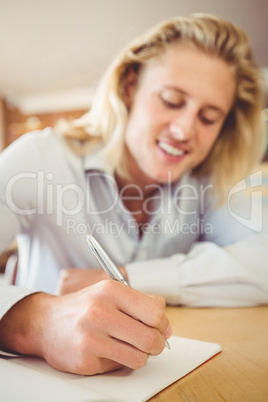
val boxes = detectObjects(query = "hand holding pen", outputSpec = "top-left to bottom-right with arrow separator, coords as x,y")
0,235 -> 172,377
87,234 -> 171,350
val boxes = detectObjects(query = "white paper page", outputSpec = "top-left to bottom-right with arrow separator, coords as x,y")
72,336 -> 221,401
0,336 -> 221,402
0,358 -> 109,402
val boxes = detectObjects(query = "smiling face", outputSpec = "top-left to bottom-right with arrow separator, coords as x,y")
120,44 -> 236,187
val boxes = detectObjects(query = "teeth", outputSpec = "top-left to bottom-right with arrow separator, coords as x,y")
158,141 -> 185,156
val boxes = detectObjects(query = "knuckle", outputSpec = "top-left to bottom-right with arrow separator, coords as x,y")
143,328 -> 160,351
158,295 -> 166,308
151,304 -> 165,328
96,279 -> 116,296
131,350 -> 149,369
150,338 -> 165,356
101,278 -> 114,291
87,299 -> 104,324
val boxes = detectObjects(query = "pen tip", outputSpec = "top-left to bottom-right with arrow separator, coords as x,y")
165,339 -> 171,349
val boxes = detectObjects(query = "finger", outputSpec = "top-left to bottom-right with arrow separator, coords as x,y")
76,356 -> 124,376
81,287 -> 166,356
97,335 -> 150,370
54,353 -> 124,376
94,358 -> 124,375
76,324 -> 150,372
83,281 -> 170,346
147,294 -> 172,339
102,281 -> 170,335
99,307 -> 166,356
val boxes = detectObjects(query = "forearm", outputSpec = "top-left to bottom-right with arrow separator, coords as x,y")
125,235 -> 268,307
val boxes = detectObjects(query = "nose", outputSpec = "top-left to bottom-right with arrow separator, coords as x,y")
170,110 -> 197,140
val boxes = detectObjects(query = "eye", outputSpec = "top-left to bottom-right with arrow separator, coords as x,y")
199,106 -> 224,126
162,98 -> 184,109
160,89 -> 185,109
200,116 -> 216,125
199,109 -> 222,126
160,96 -> 185,109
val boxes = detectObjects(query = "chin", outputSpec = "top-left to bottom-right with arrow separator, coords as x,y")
149,170 -> 182,185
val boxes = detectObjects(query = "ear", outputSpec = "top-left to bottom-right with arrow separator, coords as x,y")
122,68 -> 138,109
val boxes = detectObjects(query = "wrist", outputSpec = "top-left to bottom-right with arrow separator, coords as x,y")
0,292 -> 55,357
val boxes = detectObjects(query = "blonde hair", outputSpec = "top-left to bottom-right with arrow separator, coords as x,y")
60,13 -> 265,202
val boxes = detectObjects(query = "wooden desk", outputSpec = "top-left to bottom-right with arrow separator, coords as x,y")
150,306 -> 268,401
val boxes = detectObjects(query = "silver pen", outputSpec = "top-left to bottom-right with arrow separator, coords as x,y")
86,234 -> 170,350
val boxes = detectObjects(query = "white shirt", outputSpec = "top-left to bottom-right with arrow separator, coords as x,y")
0,127 -> 267,323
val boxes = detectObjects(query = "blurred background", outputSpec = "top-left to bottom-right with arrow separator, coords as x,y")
0,0 -> 267,276
0,0 -> 267,154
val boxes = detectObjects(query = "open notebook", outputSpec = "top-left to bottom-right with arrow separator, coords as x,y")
1,336 -> 221,402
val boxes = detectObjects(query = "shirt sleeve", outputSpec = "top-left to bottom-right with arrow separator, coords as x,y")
0,134 -> 40,356
0,132 -> 43,254
125,172 -> 268,307
125,233 -> 268,307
